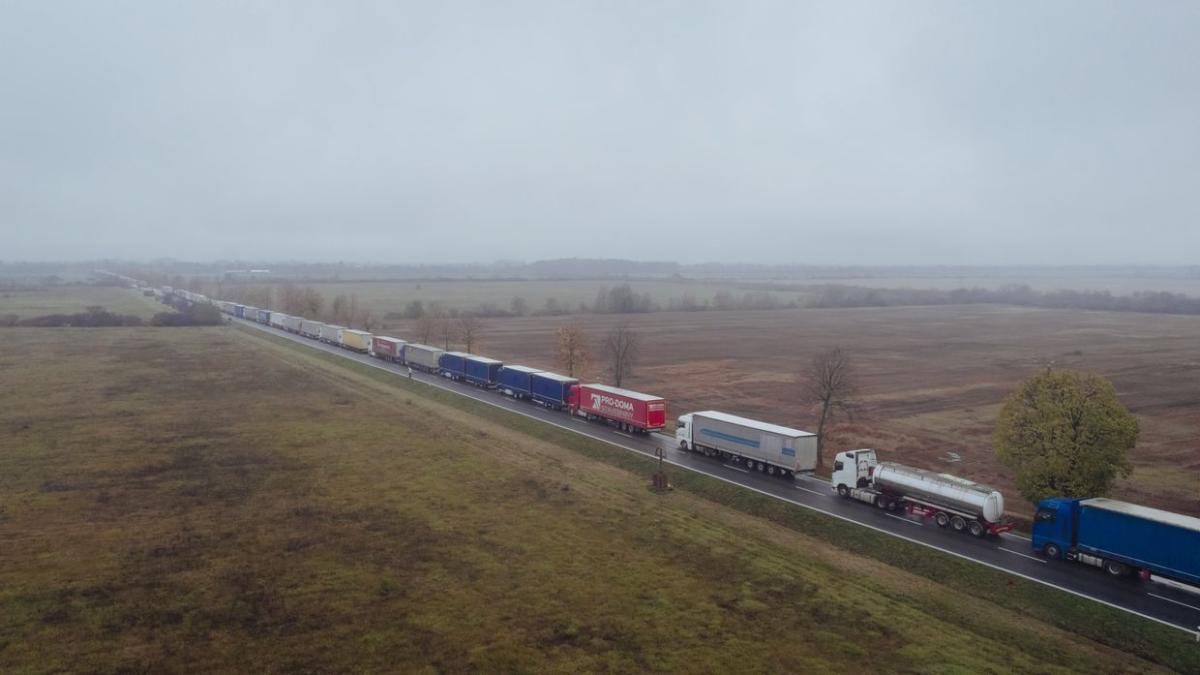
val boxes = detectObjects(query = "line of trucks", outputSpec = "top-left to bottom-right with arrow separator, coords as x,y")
141,283 -> 1200,597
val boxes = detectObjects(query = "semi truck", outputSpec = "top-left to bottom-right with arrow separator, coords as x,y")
498,365 -> 541,399
341,329 -> 372,353
569,383 -> 667,434
1033,497 -> 1200,586
439,352 -> 502,386
282,315 -> 302,334
269,312 -> 287,329
831,449 -> 1011,537
404,343 -> 443,373
676,411 -> 817,478
530,371 -> 577,410
300,320 -> 325,339
319,324 -> 344,345
256,309 -> 271,324
372,336 -> 406,362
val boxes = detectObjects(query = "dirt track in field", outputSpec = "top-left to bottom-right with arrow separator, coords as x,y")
382,304 -> 1200,518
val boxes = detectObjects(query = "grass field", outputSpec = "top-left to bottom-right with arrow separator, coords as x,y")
0,325 -> 1187,673
0,285 -> 164,319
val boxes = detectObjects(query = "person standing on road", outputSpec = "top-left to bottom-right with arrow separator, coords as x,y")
407,366 -> 413,379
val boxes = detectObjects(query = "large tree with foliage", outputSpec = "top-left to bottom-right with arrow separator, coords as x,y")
994,369 -> 1137,503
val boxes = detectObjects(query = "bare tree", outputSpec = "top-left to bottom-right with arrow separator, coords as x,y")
360,309 -> 378,332
457,315 -> 484,353
800,347 -> 859,469
413,315 -> 437,344
556,323 -> 591,377
437,316 -> 454,350
602,320 -> 640,387
301,287 -> 324,317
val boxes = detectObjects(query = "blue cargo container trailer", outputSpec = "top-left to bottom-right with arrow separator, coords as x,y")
256,309 -> 271,324
464,355 -> 503,387
529,371 -> 579,410
1033,497 -> 1200,587
438,352 -> 469,380
498,365 -> 541,399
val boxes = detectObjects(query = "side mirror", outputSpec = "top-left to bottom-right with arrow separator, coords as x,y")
833,461 -> 844,471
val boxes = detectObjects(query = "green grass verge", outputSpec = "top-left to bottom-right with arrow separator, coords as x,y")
238,323 -> 1200,673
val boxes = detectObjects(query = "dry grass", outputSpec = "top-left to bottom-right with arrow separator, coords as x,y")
0,285 -> 163,319
0,326 -> 1180,673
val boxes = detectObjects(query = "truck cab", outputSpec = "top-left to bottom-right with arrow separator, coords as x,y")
831,449 -> 878,495
1032,498 -> 1078,559
675,414 -> 693,449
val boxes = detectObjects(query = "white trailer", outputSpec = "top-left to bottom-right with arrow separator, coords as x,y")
319,324 -> 345,344
831,449 -> 1012,537
300,320 -> 325,339
403,343 -> 443,372
269,312 -> 288,329
676,411 -> 817,478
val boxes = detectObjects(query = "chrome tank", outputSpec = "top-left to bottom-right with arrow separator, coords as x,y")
874,462 -> 1004,523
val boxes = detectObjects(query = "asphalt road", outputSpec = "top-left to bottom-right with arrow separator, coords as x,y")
235,317 -> 1200,636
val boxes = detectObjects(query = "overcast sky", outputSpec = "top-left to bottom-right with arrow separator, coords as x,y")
2,2 -> 1198,264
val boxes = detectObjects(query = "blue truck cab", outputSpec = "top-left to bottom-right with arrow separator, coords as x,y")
1033,497 -> 1200,585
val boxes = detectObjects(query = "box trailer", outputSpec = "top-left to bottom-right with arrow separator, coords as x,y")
269,312 -> 287,329
569,383 -> 667,433
498,365 -> 541,399
283,315 -> 303,333
831,449 -> 1012,537
530,372 -> 578,409
232,304 -> 245,318
1033,497 -> 1200,586
256,309 -> 271,324
439,352 -> 469,379
464,355 -> 502,387
300,320 -> 326,339
341,329 -> 372,353
319,324 -> 344,344
372,336 -> 406,361
404,343 -> 443,372
676,410 -> 817,478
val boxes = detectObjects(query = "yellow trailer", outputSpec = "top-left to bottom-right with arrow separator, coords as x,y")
341,329 -> 373,353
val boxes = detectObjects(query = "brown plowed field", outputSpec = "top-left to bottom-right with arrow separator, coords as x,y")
384,305 -> 1200,518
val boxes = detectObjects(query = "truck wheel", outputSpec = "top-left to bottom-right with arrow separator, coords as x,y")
968,520 -> 985,537
836,485 -> 850,498
889,501 -> 905,513
767,465 -> 777,477
875,497 -> 888,510
1104,560 -> 1130,577
1043,543 -> 1061,560
950,515 -> 967,532
679,440 -> 688,450
934,512 -> 950,528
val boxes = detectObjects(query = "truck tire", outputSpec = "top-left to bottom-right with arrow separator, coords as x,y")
837,485 -> 850,498
934,512 -> 950,528
875,497 -> 888,510
1043,543 -> 1061,560
968,520 -> 985,538
950,515 -> 967,532
1104,560 -> 1131,577
767,465 -> 777,477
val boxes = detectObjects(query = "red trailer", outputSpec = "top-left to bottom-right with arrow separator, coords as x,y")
372,336 -> 406,362
569,383 -> 667,433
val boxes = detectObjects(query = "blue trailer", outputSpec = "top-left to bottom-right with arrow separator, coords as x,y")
438,352 -> 469,380
464,355 -> 503,387
529,371 -> 579,410
256,309 -> 271,324
1033,497 -> 1200,586
233,304 -> 245,318
498,365 -> 541,398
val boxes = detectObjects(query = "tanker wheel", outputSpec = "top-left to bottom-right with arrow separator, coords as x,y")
679,440 -> 688,451
875,497 -> 888,510
1043,543 -> 1061,560
950,515 -> 967,532
889,501 -> 905,513
968,520 -> 986,538
934,512 -> 950,528
836,485 -> 850,498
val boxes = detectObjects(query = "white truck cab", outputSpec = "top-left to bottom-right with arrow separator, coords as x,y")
675,414 -> 693,449
831,449 -> 879,494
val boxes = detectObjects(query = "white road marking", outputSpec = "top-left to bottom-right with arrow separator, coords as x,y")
999,548 -> 1048,564
722,464 -> 750,473
232,320 -> 1198,637
615,432 -> 635,439
1148,593 -> 1200,613
885,513 -> 922,526
793,486 -> 828,497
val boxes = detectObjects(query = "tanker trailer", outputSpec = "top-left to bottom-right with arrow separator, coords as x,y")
830,449 -> 1011,537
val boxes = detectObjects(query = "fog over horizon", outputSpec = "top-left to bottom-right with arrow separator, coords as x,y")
3,2 -> 1198,265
